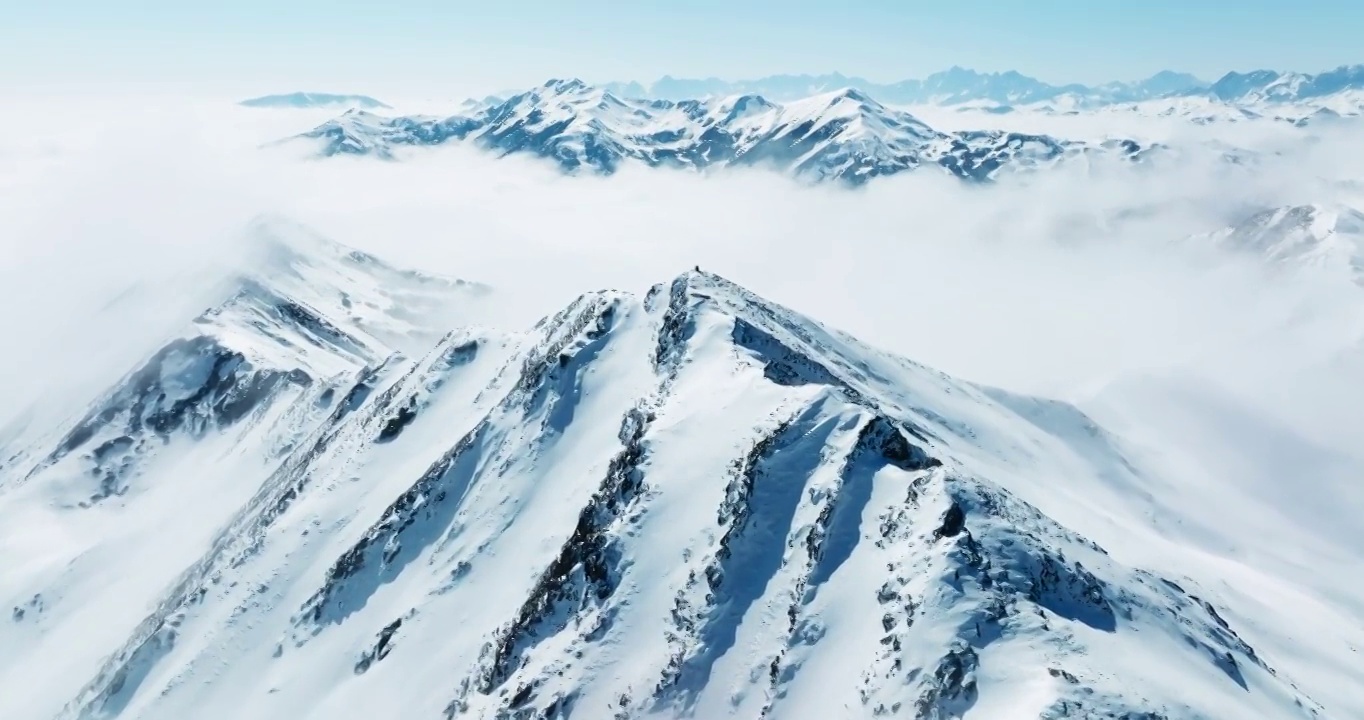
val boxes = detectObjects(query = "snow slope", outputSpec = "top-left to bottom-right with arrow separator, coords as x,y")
2,223 -> 1360,720
0,221 -> 490,718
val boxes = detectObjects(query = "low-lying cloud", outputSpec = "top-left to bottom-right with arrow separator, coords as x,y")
2,97 -> 1362,461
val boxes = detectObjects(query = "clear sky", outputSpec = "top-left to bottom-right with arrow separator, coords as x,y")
4,0 -> 1362,96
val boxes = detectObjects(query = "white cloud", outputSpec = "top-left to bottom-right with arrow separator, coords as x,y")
2,98 -> 1362,457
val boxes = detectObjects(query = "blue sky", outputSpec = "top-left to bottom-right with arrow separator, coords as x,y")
5,0 -> 1362,95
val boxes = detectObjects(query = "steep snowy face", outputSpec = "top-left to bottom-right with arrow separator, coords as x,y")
0,218 -> 481,501
287,80 -> 1149,183
1199,203 -> 1364,285
3,241 -> 1352,719
0,221 -> 493,720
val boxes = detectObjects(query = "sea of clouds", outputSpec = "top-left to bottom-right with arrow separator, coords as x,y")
1,91 -> 1361,543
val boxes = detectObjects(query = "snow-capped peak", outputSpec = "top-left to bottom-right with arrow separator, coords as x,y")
542,77 -> 590,94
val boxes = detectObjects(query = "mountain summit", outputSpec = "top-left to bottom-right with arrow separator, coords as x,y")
0,221 -> 1353,719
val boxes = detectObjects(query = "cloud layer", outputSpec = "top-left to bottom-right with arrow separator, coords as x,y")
2,98 -> 1362,452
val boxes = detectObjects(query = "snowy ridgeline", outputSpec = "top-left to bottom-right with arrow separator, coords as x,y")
280,71 -> 1362,183
245,64 -> 1364,116
285,80 -> 1159,184
599,65 -> 1364,107
0,220 -> 1360,720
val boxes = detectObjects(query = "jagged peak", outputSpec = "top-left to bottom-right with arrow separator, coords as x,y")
1215,68 -> 1283,82
827,86 -> 880,105
715,92 -> 777,114
339,107 -> 379,117
543,77 -> 590,94
779,86 -> 891,120
654,266 -> 749,304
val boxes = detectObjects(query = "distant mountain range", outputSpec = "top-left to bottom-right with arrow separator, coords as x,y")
279,65 -> 1362,184
289,79 -> 1156,184
241,92 -> 391,110
603,65 -> 1364,107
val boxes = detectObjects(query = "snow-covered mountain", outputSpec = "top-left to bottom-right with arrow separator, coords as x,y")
2,221 -> 1360,719
592,67 -> 1364,132
241,93 -> 391,110
290,79 -> 1153,183
608,65 -> 1364,108
604,68 -> 1207,106
1208,65 -> 1364,104
1197,203 -> 1364,284
1028,94 -> 1361,127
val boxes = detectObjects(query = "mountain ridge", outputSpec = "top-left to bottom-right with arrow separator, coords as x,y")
1,220 -> 1359,719
603,64 -> 1364,106
288,79 -> 1155,184
1196,202 -> 1364,285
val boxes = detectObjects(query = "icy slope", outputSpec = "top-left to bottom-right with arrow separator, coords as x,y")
287,79 -> 1151,183
3,238 -> 1355,719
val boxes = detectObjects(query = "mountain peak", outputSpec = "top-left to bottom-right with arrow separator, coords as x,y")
543,77 -> 590,93
938,64 -> 978,76
6,234 -> 1338,718
825,86 -> 880,106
